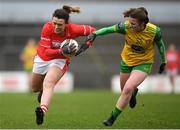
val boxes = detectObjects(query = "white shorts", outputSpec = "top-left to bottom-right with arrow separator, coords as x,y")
166,69 -> 178,76
32,55 -> 68,75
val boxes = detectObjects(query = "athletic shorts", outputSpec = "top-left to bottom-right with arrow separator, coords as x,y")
120,60 -> 152,74
32,55 -> 68,75
166,68 -> 178,76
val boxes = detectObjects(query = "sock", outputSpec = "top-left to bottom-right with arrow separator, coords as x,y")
133,88 -> 138,96
40,105 -> 48,114
111,106 -> 122,119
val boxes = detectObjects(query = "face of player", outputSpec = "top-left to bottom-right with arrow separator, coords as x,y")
52,17 -> 66,34
129,17 -> 145,32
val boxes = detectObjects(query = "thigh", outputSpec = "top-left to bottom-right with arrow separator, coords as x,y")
44,58 -> 68,84
125,70 -> 148,90
120,72 -> 130,91
43,65 -> 65,87
31,72 -> 45,92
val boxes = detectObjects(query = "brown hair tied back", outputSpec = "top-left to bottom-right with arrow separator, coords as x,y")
123,8 -> 136,17
123,7 -> 149,24
63,5 -> 80,14
53,5 -> 80,24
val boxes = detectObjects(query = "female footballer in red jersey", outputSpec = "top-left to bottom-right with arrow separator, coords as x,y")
166,43 -> 179,93
77,7 -> 166,126
31,5 -> 95,125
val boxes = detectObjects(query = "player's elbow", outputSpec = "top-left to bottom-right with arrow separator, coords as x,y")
44,50 -> 52,57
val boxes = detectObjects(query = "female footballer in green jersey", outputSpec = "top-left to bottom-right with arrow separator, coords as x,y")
76,7 -> 166,126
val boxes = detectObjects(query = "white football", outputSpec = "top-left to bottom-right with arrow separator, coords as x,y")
60,39 -> 79,56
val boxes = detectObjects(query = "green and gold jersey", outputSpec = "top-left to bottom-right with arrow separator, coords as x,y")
95,20 -> 166,66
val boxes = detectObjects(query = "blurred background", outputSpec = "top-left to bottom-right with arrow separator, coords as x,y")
0,0 -> 179,92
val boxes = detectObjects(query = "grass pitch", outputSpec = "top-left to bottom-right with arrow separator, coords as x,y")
0,89 -> 180,129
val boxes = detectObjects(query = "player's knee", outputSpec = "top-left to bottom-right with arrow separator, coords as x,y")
31,82 -> 42,92
43,79 -> 56,89
123,86 -> 133,95
31,86 -> 40,92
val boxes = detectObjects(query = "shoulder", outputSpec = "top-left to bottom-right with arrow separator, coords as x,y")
67,23 -> 85,34
115,21 -> 127,34
146,23 -> 160,34
124,20 -> 131,29
117,20 -> 131,33
66,23 -> 77,32
117,20 -> 130,29
67,23 -> 86,31
42,22 -> 53,32
67,23 -> 79,29
146,23 -> 163,41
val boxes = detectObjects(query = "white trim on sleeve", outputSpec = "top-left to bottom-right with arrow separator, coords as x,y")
40,45 -> 51,48
83,25 -> 86,35
41,37 -> 51,41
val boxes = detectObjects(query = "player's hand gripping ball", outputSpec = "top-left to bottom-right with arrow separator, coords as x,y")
60,39 -> 79,57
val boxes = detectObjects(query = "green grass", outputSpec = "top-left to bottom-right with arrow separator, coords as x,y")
0,89 -> 180,129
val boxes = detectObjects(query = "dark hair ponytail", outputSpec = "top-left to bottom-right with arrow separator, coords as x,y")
53,5 -> 80,23
62,5 -> 80,14
123,7 -> 149,24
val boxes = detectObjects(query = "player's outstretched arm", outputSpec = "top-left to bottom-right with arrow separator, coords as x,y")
75,25 -> 117,56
